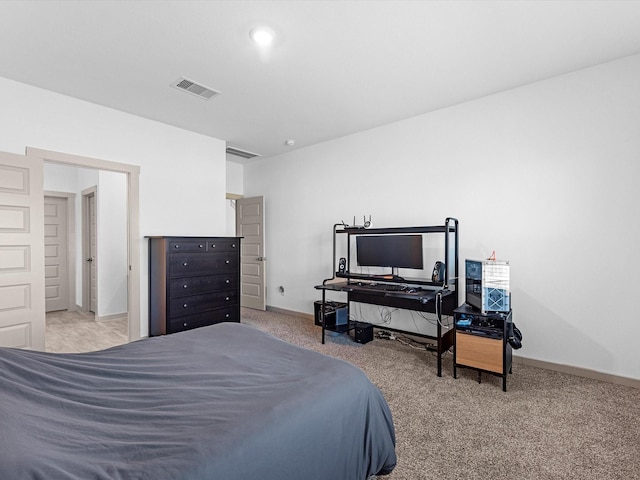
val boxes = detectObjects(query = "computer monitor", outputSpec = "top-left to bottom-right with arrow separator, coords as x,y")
356,235 -> 423,270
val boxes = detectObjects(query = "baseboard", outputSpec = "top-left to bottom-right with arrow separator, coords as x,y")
514,356 -> 640,389
264,305 -> 639,389
265,305 -> 314,322
96,312 -> 128,323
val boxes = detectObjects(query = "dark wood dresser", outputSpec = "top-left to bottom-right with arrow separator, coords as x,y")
148,236 -> 241,336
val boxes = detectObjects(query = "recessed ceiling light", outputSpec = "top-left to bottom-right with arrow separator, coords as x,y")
250,26 -> 274,46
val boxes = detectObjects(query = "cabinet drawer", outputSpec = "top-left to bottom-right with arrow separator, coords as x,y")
168,240 -> 208,252
456,332 -> 503,374
169,290 -> 238,318
168,254 -> 238,277
169,273 -> 238,297
167,308 -> 240,334
207,238 -> 240,252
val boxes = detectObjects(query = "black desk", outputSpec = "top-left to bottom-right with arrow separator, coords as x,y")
314,281 -> 457,377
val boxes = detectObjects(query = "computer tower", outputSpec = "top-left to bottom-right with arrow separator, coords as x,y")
314,300 -> 348,331
465,259 -> 510,313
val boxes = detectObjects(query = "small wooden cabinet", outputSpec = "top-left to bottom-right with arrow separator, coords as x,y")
148,236 -> 241,336
453,305 -> 512,391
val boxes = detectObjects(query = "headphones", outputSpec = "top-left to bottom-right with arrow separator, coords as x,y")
508,323 -> 523,349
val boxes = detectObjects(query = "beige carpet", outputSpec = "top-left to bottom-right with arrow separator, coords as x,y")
241,308 -> 640,480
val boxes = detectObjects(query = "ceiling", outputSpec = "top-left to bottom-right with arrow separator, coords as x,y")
1,1 -> 640,163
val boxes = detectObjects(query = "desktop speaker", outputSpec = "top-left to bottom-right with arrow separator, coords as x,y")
338,257 -> 346,274
353,322 -> 373,344
432,261 -> 445,282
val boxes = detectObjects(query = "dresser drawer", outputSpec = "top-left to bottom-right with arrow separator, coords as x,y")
207,238 -> 240,252
167,239 -> 208,252
168,254 -> 238,277
169,290 -> 238,318
167,308 -> 239,334
169,273 -> 238,297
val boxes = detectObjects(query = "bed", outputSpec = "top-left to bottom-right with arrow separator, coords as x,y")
0,322 -> 396,480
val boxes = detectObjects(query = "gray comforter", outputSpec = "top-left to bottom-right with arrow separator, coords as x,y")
0,322 -> 396,479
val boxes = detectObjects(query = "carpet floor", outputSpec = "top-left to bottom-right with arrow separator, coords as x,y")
44,307 -> 640,479
241,308 -> 640,480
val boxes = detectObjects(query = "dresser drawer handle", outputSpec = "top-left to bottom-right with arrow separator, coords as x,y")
183,322 -> 188,327
174,244 -> 180,249
183,303 -> 188,308
183,262 -> 188,266
225,313 -> 230,318
183,284 -> 188,289
225,297 -> 230,301
211,244 -> 216,248
225,279 -> 230,284
232,244 -> 236,248
225,260 -> 230,264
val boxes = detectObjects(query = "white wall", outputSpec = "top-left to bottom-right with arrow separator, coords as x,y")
0,76 -> 228,337
225,159 -> 244,235
96,170 -> 128,317
244,54 -> 640,380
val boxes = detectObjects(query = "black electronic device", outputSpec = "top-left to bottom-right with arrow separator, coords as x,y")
353,322 -> 373,344
432,261 -> 445,282
338,257 -> 347,274
313,300 -> 348,331
455,310 -> 506,339
356,235 -> 423,270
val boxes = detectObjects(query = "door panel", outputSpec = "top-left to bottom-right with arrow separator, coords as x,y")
44,196 -> 69,312
0,151 -> 45,350
236,196 -> 265,310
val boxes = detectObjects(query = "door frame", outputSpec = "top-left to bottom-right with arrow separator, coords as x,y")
44,191 -> 76,313
27,147 -> 141,342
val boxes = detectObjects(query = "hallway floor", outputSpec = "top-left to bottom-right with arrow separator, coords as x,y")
46,310 -> 128,353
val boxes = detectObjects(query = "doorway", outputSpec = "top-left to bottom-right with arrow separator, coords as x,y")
235,196 -> 266,311
29,147 -> 140,345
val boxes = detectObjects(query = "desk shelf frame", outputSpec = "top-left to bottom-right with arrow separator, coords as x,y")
317,218 -> 459,377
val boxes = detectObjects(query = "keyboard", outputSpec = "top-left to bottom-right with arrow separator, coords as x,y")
348,282 -> 412,293
347,283 -> 439,303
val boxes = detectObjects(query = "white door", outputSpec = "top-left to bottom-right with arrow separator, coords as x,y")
236,196 -> 266,310
44,196 -> 69,312
0,151 -> 45,350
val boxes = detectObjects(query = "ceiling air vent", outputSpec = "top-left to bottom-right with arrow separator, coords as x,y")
226,146 -> 261,159
170,76 -> 221,100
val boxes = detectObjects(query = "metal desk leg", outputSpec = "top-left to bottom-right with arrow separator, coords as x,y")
436,294 -> 442,377
321,289 -> 326,345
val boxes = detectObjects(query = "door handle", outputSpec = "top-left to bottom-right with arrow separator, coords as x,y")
257,256 -> 267,261
86,257 -> 94,262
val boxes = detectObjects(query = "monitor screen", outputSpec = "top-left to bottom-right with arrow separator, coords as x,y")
356,235 -> 423,270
